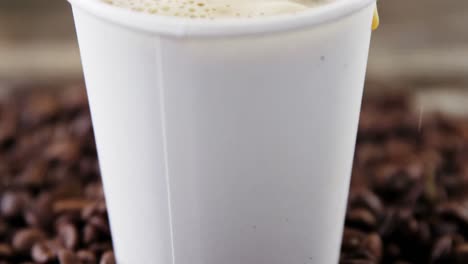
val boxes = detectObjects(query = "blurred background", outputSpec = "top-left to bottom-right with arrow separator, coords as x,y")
1,0 -> 468,88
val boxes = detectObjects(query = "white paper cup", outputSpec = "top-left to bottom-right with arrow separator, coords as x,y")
67,0 -> 375,263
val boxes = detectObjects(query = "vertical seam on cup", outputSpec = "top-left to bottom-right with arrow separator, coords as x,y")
156,36 -> 176,264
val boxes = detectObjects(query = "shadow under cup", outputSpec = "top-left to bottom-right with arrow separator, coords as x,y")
67,0 -> 376,263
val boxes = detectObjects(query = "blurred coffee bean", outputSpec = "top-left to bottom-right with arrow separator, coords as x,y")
1,191 -> 30,218
455,243 -> 468,263
12,228 -> 46,252
57,223 -> 78,250
16,161 -> 47,188
363,233 -> 382,261
88,216 -> 110,236
89,243 -> 113,256
60,86 -> 88,114
57,249 -> 79,264
431,235 -> 453,263
76,250 -> 97,264
346,208 -> 377,231
53,199 -> 93,215
83,224 -> 99,245
23,193 -> 53,228
31,241 -> 56,263
99,251 -> 115,264
0,244 -> 13,259
436,202 -> 468,225
348,188 -> 383,218
82,201 -> 106,220
84,183 -> 104,201
21,94 -> 60,128
44,140 -> 81,165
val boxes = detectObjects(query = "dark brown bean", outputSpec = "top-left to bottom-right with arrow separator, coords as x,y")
16,161 -> 47,188
342,228 -> 365,251
363,233 -> 382,261
99,251 -> 116,264
348,188 -> 383,218
23,192 -> 53,228
12,228 -> 46,252
31,242 -> 56,263
346,208 -> 377,230
0,244 -> 13,258
1,191 -> 30,218
88,216 -> 110,235
44,140 -> 81,165
53,199 -> 93,214
88,243 -> 112,255
81,200 -> 107,221
83,224 -> 99,245
21,94 -> 61,128
455,244 -> 468,264
431,235 -> 453,263
76,250 -> 97,264
57,223 -> 78,250
58,249 -> 80,264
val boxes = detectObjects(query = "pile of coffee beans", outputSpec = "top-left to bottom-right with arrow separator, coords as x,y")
0,87 -> 114,264
341,93 -> 468,263
0,86 -> 468,263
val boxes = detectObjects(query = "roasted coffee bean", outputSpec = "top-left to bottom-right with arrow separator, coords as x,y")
70,114 -> 93,139
88,216 -> 110,236
83,224 -> 99,245
455,243 -> 468,263
1,191 -> 29,218
0,220 -> 7,237
0,244 -> 13,258
79,158 -> 99,178
12,228 -> 46,252
16,161 -> 47,188
431,235 -> 453,263
57,223 -> 78,250
436,202 -> 468,224
81,201 -> 106,220
88,243 -> 112,255
346,208 -> 377,230
363,233 -> 382,261
76,250 -> 96,264
342,228 -> 366,251
53,199 -> 93,215
22,94 -> 61,127
60,86 -> 88,114
57,249 -> 79,264
348,188 -> 383,218
23,193 -> 53,228
84,183 -> 104,201
99,251 -> 115,264
44,140 -> 81,165
31,242 -> 56,263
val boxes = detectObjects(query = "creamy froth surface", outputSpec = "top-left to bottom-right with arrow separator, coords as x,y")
102,0 -> 330,19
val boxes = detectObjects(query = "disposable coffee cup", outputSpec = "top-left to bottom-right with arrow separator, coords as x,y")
67,0 -> 376,263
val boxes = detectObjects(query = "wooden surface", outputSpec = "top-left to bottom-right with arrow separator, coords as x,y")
1,0 -> 468,87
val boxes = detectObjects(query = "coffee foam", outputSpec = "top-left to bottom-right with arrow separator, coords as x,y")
102,0 -> 329,19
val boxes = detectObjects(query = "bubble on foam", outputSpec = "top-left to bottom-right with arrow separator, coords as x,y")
103,0 -> 329,19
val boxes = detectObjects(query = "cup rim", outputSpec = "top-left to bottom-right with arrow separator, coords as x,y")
68,0 -> 375,37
